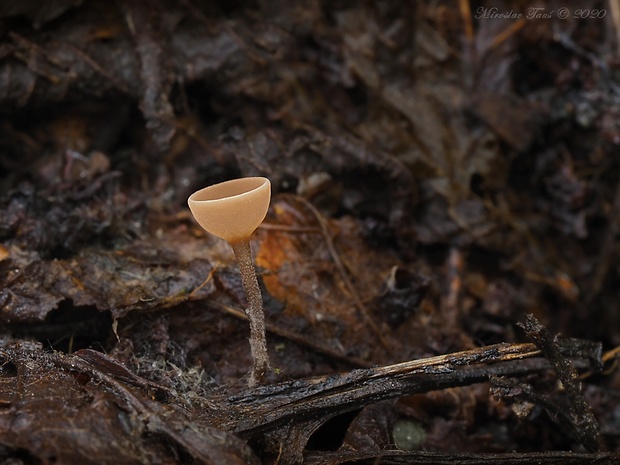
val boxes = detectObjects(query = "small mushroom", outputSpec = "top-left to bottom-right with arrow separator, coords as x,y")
188,177 -> 271,386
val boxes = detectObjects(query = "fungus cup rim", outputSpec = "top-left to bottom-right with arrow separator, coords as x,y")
188,177 -> 270,204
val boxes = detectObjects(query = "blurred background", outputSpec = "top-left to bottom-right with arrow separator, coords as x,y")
0,0 -> 619,459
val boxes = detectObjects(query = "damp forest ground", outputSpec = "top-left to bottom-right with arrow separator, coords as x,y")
0,1 -> 619,464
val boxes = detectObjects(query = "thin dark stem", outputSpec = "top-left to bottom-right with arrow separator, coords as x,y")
231,239 -> 270,386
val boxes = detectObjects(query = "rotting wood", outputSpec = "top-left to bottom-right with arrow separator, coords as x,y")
210,339 -> 600,438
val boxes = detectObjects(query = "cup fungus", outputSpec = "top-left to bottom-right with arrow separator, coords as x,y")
188,177 -> 271,386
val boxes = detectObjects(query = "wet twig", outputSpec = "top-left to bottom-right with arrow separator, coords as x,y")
207,340 -> 601,438
520,314 -> 602,452
305,450 -> 620,465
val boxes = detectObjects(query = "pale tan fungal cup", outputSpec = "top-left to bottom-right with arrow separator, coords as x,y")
188,177 -> 271,387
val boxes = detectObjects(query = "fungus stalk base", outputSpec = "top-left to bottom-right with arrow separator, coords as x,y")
231,239 -> 270,386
